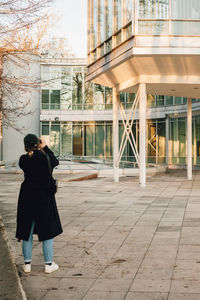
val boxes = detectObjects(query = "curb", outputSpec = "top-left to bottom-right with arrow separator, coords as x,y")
0,216 -> 27,300
65,173 -> 98,182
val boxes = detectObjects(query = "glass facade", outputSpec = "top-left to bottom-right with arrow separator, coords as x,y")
88,0 -> 200,61
41,116 -> 200,166
41,121 -> 113,159
41,62 -> 200,166
42,65 -> 200,111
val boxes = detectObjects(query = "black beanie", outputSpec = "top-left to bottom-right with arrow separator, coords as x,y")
24,134 -> 39,148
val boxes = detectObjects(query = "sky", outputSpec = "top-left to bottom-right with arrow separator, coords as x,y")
51,0 -> 87,58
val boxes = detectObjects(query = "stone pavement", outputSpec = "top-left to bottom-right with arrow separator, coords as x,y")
0,217 -> 24,300
1,171 -> 200,299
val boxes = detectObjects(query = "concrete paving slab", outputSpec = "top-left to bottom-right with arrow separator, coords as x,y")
125,292 -> 168,300
1,171 -> 200,299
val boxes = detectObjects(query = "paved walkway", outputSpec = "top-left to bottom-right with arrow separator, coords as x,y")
0,217 -> 24,300
1,171 -> 200,300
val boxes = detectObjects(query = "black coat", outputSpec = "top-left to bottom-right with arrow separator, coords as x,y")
16,146 -> 63,241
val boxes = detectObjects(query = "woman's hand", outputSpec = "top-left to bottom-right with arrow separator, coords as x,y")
28,151 -> 34,157
38,138 -> 46,149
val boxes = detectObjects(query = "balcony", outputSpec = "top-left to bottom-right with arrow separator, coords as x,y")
87,0 -> 200,98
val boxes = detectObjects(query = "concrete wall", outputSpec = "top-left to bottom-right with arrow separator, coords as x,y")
2,53 -> 41,162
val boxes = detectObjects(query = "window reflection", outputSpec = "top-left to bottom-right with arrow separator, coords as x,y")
61,67 -> 72,110
126,0 -> 132,23
94,84 -> 105,110
100,0 -> 105,43
115,0 -> 122,31
172,0 -> 200,19
93,0 -> 98,48
72,68 -> 83,110
106,0 -> 113,38
139,0 -> 169,19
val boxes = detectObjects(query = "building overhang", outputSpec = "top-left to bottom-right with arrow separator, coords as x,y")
87,36 -> 200,98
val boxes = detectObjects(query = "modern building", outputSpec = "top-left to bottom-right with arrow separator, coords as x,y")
40,56 -> 200,168
2,53 -> 200,179
87,0 -> 200,186
1,1 -> 200,187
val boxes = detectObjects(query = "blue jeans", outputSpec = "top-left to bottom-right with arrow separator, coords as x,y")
22,222 -> 54,264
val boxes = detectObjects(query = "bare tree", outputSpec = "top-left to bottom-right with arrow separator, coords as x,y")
0,0 -> 54,131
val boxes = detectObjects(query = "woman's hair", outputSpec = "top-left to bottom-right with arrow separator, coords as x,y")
25,145 -> 39,152
24,134 -> 39,152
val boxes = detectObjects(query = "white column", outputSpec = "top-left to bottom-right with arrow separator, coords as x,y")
113,87 -> 119,182
187,98 -> 192,180
139,83 -> 147,187
166,116 -> 169,165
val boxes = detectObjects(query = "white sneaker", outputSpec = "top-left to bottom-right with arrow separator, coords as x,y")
45,262 -> 59,274
23,263 -> 31,273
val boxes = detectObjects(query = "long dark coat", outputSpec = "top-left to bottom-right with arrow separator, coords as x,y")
16,146 -> 63,241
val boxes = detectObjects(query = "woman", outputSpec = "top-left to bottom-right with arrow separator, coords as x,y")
16,133 -> 63,274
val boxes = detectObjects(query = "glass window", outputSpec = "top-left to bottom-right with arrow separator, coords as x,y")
124,23 -> 132,39
84,81 -> 93,109
147,94 -> 156,108
172,21 -> 200,36
172,0 -> 200,19
156,95 -> 164,107
73,124 -> 83,156
105,87 -> 112,109
183,97 -> 187,104
116,31 -> 122,46
138,20 -> 169,34
106,0 -> 113,38
95,123 -> 104,157
119,122 -> 127,160
94,84 -> 105,110
148,121 -> 156,163
120,93 -> 126,108
100,0 -> 105,43
126,93 -> 135,109
127,123 -> 137,162
157,121 -> 166,163
84,123 -> 94,156
166,96 -> 173,106
170,118 -> 178,164
100,44 -> 105,56
41,121 -> 50,146
42,121 -> 49,135
42,90 -> 49,109
139,0 -> 169,19
195,118 -> 200,164
61,67 -> 72,110
105,123 -> 112,158
106,38 -> 112,52
126,0 -> 132,23
178,118 -> 186,164
115,0 -> 122,31
61,123 -> 72,155
50,90 -> 60,109
50,123 -> 60,156
72,70 -> 83,110
174,97 -> 182,105
93,0 -> 98,48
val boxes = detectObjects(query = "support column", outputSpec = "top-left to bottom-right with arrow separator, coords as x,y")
166,116 -> 169,165
139,83 -> 147,187
187,98 -> 192,180
113,87 -> 119,182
